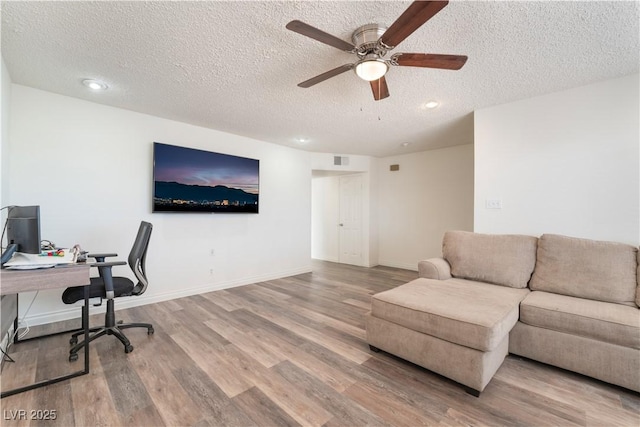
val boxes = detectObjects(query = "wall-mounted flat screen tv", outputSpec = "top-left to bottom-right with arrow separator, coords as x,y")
153,142 -> 259,213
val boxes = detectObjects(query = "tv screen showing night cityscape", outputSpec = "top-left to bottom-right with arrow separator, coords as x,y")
153,142 -> 259,213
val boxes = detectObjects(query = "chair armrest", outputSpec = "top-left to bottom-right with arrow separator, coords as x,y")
88,252 -> 118,261
89,261 -> 127,268
89,260 -> 126,300
418,257 -> 452,280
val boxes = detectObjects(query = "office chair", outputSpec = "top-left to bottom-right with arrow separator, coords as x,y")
62,221 -> 154,361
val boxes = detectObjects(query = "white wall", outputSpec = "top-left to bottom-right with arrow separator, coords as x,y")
377,144 -> 474,270
8,85 -> 312,325
475,74 -> 639,245
1,58 -> 18,348
1,59 -> 11,206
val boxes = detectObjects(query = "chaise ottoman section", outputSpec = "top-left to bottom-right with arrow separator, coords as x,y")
370,278 -> 529,351
366,277 -> 529,394
365,314 -> 510,394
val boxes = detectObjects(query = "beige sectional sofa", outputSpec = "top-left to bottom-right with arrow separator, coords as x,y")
365,231 -> 640,396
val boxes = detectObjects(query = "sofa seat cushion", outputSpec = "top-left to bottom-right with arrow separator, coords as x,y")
370,278 -> 529,352
442,231 -> 538,289
530,234 -> 638,306
520,291 -> 640,349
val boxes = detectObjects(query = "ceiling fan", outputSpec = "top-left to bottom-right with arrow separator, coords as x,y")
286,1 -> 467,101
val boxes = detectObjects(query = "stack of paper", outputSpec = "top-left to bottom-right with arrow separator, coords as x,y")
4,248 -> 77,270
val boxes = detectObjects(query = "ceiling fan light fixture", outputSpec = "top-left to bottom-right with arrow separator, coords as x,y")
355,57 -> 388,81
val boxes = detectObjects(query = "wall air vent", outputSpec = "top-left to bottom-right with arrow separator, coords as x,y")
334,156 -> 350,166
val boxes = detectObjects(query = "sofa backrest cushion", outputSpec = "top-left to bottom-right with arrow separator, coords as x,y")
442,231 -> 538,289
530,234 -> 638,306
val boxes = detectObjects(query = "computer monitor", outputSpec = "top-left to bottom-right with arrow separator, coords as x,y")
6,205 -> 41,254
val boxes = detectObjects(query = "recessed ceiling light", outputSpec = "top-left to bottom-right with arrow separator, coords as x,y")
401,142 -> 411,147
295,137 -> 309,145
423,100 -> 439,109
82,79 -> 108,91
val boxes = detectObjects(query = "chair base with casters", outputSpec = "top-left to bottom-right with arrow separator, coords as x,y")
62,221 -> 154,361
67,299 -> 154,361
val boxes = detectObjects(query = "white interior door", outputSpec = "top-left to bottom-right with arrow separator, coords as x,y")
339,174 -> 363,266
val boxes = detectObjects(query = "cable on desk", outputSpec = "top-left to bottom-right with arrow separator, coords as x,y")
1,336 -> 15,364
11,291 -> 39,341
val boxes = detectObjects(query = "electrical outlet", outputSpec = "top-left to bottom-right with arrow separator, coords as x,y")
209,268 -> 214,275
485,199 -> 503,209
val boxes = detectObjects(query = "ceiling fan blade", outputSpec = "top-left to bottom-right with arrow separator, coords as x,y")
286,20 -> 355,52
298,64 -> 354,88
370,76 -> 390,101
392,53 -> 467,70
380,1 -> 449,49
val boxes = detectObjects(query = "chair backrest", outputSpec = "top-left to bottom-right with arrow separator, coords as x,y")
128,221 -> 153,295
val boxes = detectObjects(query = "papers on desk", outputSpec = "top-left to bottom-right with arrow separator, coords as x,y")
4,248 -> 78,270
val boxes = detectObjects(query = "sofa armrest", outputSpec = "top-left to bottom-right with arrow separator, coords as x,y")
418,257 -> 452,280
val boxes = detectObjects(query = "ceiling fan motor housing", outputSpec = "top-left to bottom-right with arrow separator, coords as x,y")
352,24 -> 388,57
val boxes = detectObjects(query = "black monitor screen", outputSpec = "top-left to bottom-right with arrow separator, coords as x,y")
6,205 -> 41,254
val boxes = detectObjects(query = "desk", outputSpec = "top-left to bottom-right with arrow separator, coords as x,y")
0,264 -> 91,398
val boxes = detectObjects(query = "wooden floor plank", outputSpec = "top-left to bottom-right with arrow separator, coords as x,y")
232,386 -> 301,427
220,344 -> 334,427
223,289 -> 372,364
128,347 -> 203,426
70,373 -> 121,427
1,260 -> 638,427
98,353 -> 155,422
169,363 -> 252,426
244,321 -> 357,393
273,360 -> 390,427
344,380 -> 440,426
169,329 -> 254,398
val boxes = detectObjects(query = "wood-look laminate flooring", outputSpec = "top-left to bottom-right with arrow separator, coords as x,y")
1,260 -> 639,426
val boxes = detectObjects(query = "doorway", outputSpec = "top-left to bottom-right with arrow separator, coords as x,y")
311,171 -> 365,266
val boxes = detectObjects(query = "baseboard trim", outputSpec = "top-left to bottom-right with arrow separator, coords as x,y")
311,256 -> 340,263
21,265 -> 313,327
377,259 -> 418,271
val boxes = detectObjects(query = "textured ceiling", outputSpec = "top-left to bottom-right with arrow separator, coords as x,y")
2,1 -> 638,157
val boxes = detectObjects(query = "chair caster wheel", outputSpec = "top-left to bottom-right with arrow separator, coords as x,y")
148,327 -> 154,335
125,345 -> 134,353
69,338 -> 78,346
69,353 -> 79,362
117,320 -> 123,325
